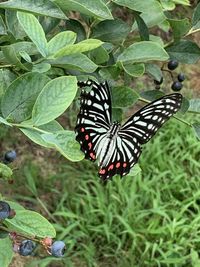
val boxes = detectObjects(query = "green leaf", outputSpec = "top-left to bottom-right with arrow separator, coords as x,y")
140,90 -> 164,101
99,66 -> 121,80
168,18 -> 190,40
0,237 -> 13,267
122,63 -> 145,77
41,130 -> 84,162
4,42 -> 38,56
0,16 -> 7,35
127,164 -> 141,177
64,19 -> 86,42
1,72 -> 50,123
32,76 -> 77,126
47,31 -> 77,55
2,45 -> 28,70
20,120 -> 63,148
112,108 -> 123,122
53,39 -> 103,58
166,40 -> 200,64
53,0 -> 113,20
47,53 -> 98,73
17,11 -> 48,57
5,210 -> 56,238
6,201 -> 25,211
0,0 -> 67,19
192,124 -> 200,141
117,41 -> 169,64
91,19 -> 130,43
0,163 -> 13,179
192,2 -> 200,26
5,10 -> 26,39
89,46 -> 109,65
145,63 -> 163,81
0,69 -> 17,103
32,62 -> 51,73
0,117 -> 12,126
134,12 -> 149,41
188,98 -> 200,114
179,96 -> 189,114
111,86 -> 139,108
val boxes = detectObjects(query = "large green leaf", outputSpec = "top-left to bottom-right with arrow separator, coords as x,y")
17,11 -> 48,57
32,76 -> 77,126
0,237 -> 13,267
117,41 -> 169,64
0,69 -> 16,103
53,39 -> 103,58
5,210 -> 56,238
41,130 -> 84,162
111,86 -> 139,108
1,73 -> 50,122
53,0 -> 113,20
0,0 -> 67,19
47,53 -> 98,73
168,18 -> 190,40
166,40 -> 200,64
47,31 -> 77,55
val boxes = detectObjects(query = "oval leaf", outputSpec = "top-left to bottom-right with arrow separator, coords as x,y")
117,41 -> 169,64
32,76 -> 77,126
111,86 -> 139,108
0,237 -> 13,267
122,63 -> 145,77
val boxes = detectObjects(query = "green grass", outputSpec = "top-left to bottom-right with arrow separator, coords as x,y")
1,114 -> 200,267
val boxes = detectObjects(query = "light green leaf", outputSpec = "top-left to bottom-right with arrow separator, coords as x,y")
0,0 -> 67,19
145,63 -> 163,81
17,11 -> 48,57
0,69 -> 17,104
47,53 -> 98,73
5,10 -> 26,39
32,76 -> 77,126
48,31 -> 77,55
2,45 -> 28,70
1,72 -> 50,123
32,63 -> 51,73
54,39 -> 103,58
192,2 -> 200,26
0,117 -> 12,126
128,164 -> 141,177
53,0 -> 113,20
111,86 -> 139,108
89,46 -> 109,65
122,63 -> 145,77
188,99 -> 200,114
117,41 -> 169,64
42,130 -> 84,162
0,163 -> 13,179
0,16 -> 7,35
5,210 -> 56,238
0,237 -> 13,267
168,18 -> 191,40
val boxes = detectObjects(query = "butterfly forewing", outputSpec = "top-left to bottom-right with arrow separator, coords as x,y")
119,94 -> 182,144
75,80 -> 112,161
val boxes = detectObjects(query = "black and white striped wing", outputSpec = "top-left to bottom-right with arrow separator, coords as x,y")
75,80 -> 112,161
119,93 -> 182,145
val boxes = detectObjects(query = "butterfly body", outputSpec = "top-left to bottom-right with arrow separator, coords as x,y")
75,80 -> 182,180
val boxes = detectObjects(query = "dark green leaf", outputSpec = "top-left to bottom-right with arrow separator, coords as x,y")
53,0 -> 113,20
134,12 -> 149,41
91,19 -> 130,43
145,63 -> 163,81
1,72 -> 50,122
41,130 -> 84,162
0,0 -> 67,19
179,96 -> 190,114
192,124 -> 200,141
112,108 -> 123,122
192,2 -> 200,26
111,86 -> 139,108
166,40 -> 200,64
99,65 -> 121,80
89,46 -> 109,64
2,45 -> 28,70
0,69 -> 17,103
122,63 -> 145,77
140,90 -> 164,101
0,237 -> 13,267
32,76 -> 77,126
168,18 -> 190,40
5,10 -> 26,39
65,19 -> 86,42
0,16 -> 7,35
188,98 -> 200,114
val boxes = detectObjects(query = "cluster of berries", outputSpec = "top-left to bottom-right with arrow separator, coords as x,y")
0,202 -> 66,257
154,59 -> 185,91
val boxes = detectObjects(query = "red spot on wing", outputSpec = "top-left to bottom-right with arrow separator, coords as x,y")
99,169 -> 106,174
123,163 -> 127,168
116,162 -> 120,168
88,142 -> 92,150
85,134 -> 89,140
108,164 -> 114,171
81,128 -> 85,132
89,152 -> 96,160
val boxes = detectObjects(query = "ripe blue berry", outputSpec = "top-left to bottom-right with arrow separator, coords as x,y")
168,60 -> 179,70
19,240 -> 36,256
154,77 -> 163,85
0,201 -> 11,220
177,73 -> 185,82
51,241 -> 66,257
171,81 -> 182,91
3,150 -> 17,164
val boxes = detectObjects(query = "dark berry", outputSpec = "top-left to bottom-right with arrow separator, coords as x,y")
171,81 -> 183,91
19,240 -> 36,256
154,76 -> 163,85
177,73 -> 185,82
168,60 -> 179,70
0,201 -> 11,220
3,150 -> 17,164
51,241 -> 66,257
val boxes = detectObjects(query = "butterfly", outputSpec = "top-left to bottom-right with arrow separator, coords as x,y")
75,80 -> 183,180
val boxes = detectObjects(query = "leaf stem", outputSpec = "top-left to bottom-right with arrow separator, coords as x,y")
12,123 -> 49,134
